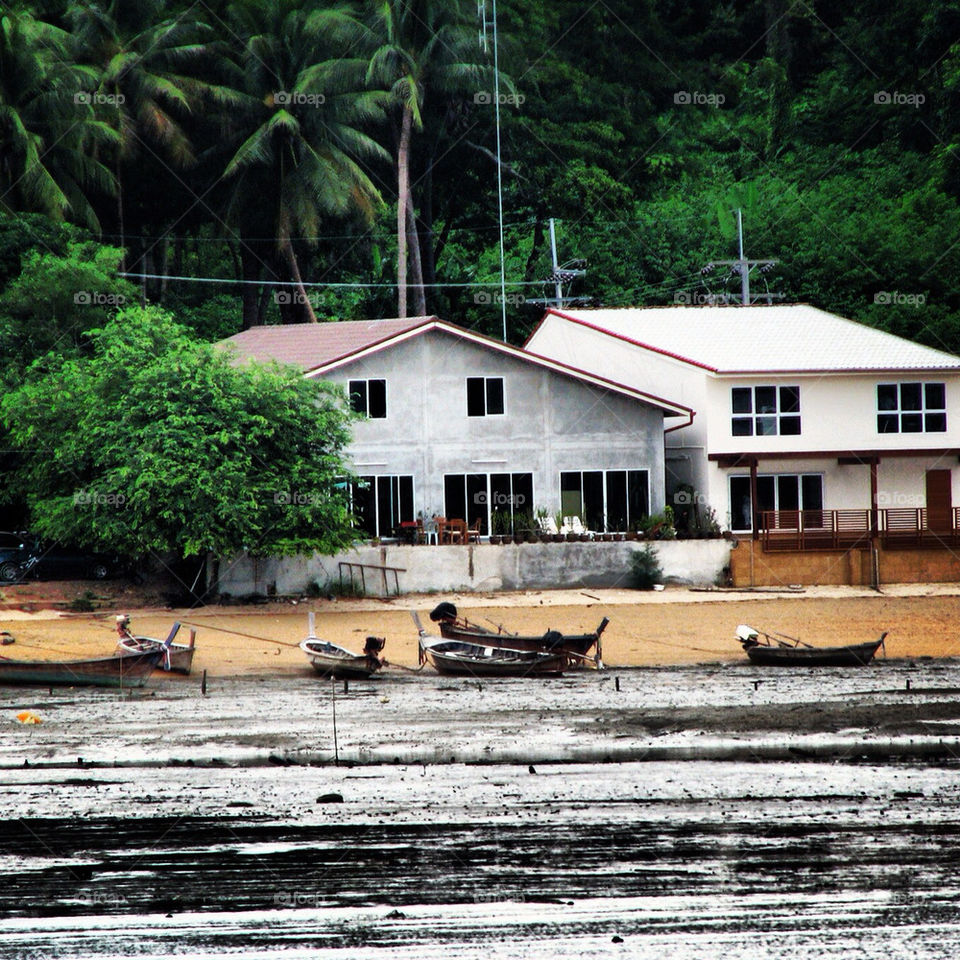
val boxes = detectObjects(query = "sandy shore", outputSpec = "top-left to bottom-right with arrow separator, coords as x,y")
1,583 -> 960,675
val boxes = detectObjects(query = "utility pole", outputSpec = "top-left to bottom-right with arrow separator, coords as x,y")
703,209 -> 781,305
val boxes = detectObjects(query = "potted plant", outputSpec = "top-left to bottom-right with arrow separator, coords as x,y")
491,509 -> 510,544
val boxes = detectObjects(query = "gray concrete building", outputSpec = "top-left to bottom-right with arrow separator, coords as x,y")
220,317 -> 692,536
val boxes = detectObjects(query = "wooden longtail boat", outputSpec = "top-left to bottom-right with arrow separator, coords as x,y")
736,624 -> 887,667
116,617 -> 197,675
429,602 -> 608,668
414,613 -> 565,677
0,649 -> 162,687
300,613 -> 385,679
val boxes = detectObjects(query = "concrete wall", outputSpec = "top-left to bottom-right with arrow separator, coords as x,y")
327,328 -> 669,522
218,539 -> 733,597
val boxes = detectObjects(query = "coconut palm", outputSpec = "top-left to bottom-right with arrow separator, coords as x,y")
0,8 -> 115,230
68,0 -> 224,257
218,0 -> 390,325
365,0 -> 487,317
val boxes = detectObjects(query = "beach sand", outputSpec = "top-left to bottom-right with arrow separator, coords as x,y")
1,582 -> 959,676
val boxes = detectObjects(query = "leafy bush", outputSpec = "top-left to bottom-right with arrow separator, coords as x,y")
630,544 -> 663,589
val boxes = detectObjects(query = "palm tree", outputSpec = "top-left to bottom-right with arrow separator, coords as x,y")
365,0 -> 487,317
68,0 -> 222,260
0,9 -> 116,230
218,0 -> 390,325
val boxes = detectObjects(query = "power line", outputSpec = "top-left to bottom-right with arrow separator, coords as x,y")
118,272 -> 550,289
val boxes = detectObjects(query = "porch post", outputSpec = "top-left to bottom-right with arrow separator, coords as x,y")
750,458 -> 759,541
870,458 -> 879,537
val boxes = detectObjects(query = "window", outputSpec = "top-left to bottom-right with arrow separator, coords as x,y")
443,472 -> 533,534
729,473 -> 823,532
349,379 -> 387,418
560,470 -> 649,532
731,386 -> 801,436
877,382 -> 946,433
466,376 -> 504,417
349,475 -> 413,537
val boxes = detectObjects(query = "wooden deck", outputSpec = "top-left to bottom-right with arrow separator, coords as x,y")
760,508 -> 960,551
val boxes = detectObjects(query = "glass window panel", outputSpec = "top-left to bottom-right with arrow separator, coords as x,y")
349,380 -> 367,415
490,473 -> 512,515
367,379 -> 387,418
486,377 -> 504,415
444,475 -> 466,524
732,418 -> 753,436
779,386 -> 800,413
902,413 -> 923,432
376,477 -> 393,536
399,476 -> 414,522
877,384 -> 898,410
756,416 -> 778,436
801,475 -> 823,511
877,413 -> 899,433
755,386 -> 777,413
780,416 -> 801,435
511,473 -> 533,516
731,387 -> 753,414
777,475 -> 800,511
925,383 -> 946,409
925,412 -> 947,432
606,471 -> 627,532
560,472 -> 582,519
465,474 -> 488,528
729,476 -> 752,531
582,472 -> 605,531
466,377 -> 486,416
627,471 -> 649,526
900,382 -> 922,410
756,477 -> 776,513
352,477 -> 375,537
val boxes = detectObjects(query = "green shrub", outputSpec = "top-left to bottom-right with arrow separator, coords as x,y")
630,544 -> 663,589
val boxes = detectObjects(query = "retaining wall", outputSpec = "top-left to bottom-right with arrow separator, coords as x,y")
218,539 -> 733,597
729,539 -> 960,587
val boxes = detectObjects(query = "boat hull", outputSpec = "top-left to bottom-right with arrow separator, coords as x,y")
300,639 -> 382,680
0,650 -> 162,688
117,637 -> 195,675
420,638 -> 566,677
744,638 -> 885,667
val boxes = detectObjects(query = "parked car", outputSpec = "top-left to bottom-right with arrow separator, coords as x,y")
0,534 -> 120,582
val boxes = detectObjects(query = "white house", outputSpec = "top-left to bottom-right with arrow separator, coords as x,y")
525,304 -> 960,545
221,316 -> 692,537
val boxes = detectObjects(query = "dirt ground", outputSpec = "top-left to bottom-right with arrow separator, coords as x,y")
2,580 -> 959,676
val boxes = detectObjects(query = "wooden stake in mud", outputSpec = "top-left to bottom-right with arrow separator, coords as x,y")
201,669 -> 207,696
331,673 -> 339,766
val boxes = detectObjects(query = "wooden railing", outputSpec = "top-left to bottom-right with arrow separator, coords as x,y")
760,508 -> 960,551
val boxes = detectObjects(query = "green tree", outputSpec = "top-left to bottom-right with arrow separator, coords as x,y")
0,8 -> 116,229
1,306 -> 358,565
219,0 -> 389,326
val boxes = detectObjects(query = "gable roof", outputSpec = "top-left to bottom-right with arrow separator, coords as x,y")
219,317 -> 693,418
529,304 -> 960,374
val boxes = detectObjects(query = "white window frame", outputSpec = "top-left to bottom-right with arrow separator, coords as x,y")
731,385 -> 801,437
465,376 -> 505,418
348,378 -> 387,419
876,381 -> 946,434
728,472 -> 824,532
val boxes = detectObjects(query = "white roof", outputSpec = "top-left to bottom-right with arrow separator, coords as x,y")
541,304 -> 960,374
